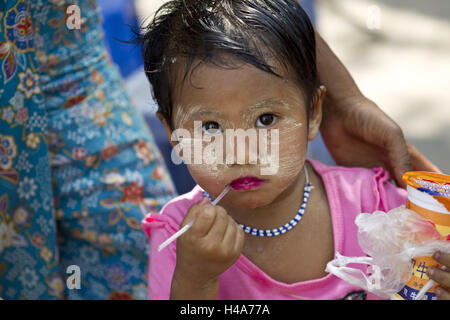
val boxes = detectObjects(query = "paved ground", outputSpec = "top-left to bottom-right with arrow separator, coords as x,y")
134,0 -> 450,173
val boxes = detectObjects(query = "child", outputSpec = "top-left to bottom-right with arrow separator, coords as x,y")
138,0 -> 443,300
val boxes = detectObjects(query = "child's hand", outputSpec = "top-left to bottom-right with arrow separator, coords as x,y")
171,198 -> 245,298
428,251 -> 450,300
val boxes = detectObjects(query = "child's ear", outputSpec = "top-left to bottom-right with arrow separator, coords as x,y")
308,85 -> 326,141
156,111 -> 177,148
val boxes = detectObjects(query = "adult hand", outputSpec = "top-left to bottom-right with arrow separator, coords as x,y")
428,251 -> 450,300
320,96 -> 441,188
314,30 -> 440,186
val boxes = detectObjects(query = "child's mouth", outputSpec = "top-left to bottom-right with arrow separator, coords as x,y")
230,176 -> 266,191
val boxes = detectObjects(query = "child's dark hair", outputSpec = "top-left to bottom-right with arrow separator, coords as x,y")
138,0 -> 319,130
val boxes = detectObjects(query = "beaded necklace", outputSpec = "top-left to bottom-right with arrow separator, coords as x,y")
202,166 -> 312,237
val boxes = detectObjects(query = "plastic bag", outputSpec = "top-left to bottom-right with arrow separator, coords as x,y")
325,206 -> 450,299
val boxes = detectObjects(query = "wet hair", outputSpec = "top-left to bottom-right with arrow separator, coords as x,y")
138,0 -> 319,130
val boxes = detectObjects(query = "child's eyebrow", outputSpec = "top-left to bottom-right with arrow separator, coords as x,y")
187,108 -> 221,118
248,99 -> 290,111
184,99 -> 290,121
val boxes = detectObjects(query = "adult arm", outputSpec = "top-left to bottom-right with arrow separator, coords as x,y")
315,31 -> 440,187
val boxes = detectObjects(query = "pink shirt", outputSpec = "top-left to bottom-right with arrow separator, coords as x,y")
142,160 -> 407,300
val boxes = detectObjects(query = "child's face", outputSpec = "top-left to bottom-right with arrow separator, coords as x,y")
159,58 -> 325,209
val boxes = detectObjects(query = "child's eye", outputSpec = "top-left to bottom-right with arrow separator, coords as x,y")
202,121 -> 222,134
256,114 -> 277,127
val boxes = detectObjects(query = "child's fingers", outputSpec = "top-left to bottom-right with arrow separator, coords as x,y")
205,206 -> 229,242
181,198 -> 209,228
221,215 -> 238,246
233,224 -> 245,254
190,204 -> 217,237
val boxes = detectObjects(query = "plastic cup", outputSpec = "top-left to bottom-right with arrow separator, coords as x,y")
392,172 -> 450,300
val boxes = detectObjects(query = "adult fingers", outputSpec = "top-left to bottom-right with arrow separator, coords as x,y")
354,103 -> 412,188
428,252 -> 450,298
433,251 -> 450,270
407,141 -> 441,173
435,287 -> 450,300
383,127 -> 413,188
388,139 -> 442,188
429,268 -> 450,289
428,251 -> 450,300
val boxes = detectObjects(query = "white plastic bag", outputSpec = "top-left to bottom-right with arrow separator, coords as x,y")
325,206 -> 450,299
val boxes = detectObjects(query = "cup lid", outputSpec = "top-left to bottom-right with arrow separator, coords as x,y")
402,171 -> 450,212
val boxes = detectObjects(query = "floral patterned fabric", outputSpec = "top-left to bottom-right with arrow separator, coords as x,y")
0,0 -> 176,299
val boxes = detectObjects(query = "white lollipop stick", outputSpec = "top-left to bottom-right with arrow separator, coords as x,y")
158,185 -> 231,252
157,220 -> 195,252
210,184 -> 232,206
415,279 -> 436,300
415,265 -> 447,300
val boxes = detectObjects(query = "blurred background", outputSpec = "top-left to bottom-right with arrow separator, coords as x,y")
315,0 -> 450,174
97,0 -> 450,193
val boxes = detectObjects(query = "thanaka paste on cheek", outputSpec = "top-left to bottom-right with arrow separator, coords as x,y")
170,78 -> 312,203
265,121 -> 306,178
173,102 -> 306,175
172,104 -> 201,130
174,119 -> 306,184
